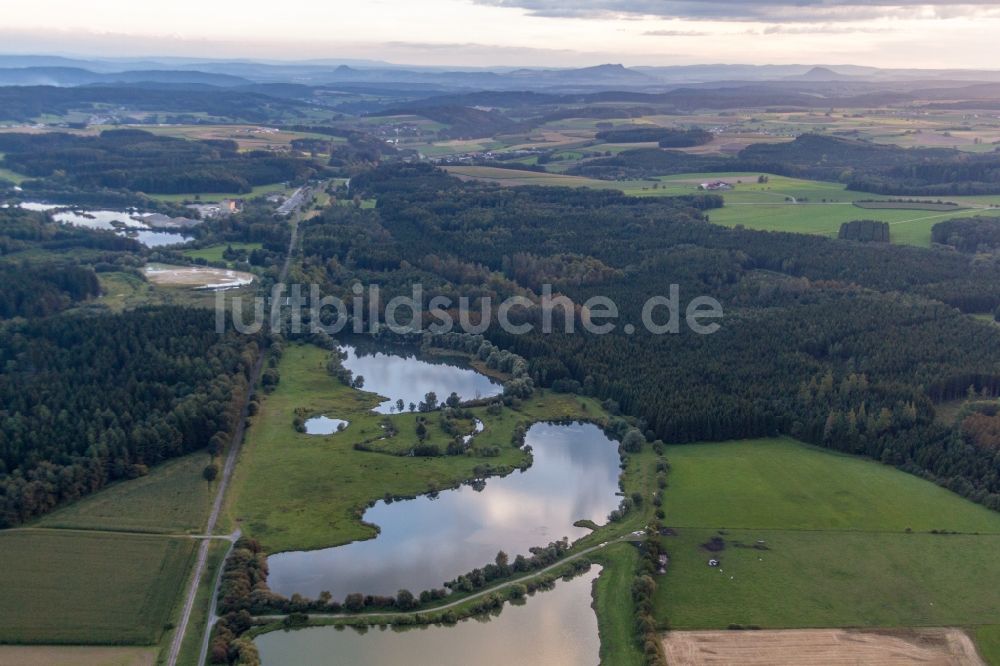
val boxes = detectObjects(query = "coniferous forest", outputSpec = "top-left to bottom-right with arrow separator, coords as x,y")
299,164 -> 1000,510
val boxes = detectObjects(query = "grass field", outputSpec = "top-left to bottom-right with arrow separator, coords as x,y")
591,543 -> 644,666
662,438 -> 1000,533
977,625 -> 1000,665
0,646 -> 156,666
0,152 -> 26,184
0,530 -> 196,644
145,182 -> 290,203
225,343 -> 610,553
654,438 -> 1000,631
37,451 -> 215,534
182,242 -> 262,264
710,201 -> 1000,247
659,528 -> 1000,629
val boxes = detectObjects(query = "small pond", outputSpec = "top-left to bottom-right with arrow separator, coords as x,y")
304,416 -> 350,435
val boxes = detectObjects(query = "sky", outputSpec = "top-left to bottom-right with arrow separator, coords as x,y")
2,0 -> 999,69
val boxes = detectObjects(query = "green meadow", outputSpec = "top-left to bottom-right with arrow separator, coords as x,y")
182,242 -> 263,265
654,438 -> 1000,632
663,438 -> 1000,533
37,450 -> 216,534
659,528 -> 1000,629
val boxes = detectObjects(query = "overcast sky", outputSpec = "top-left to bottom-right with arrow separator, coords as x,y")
2,0 -> 998,68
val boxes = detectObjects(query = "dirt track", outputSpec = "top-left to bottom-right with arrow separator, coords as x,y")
662,628 -> 985,665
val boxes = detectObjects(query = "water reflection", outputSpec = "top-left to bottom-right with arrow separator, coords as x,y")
304,416 -> 349,435
255,567 -> 601,666
340,342 -> 502,414
267,423 -> 620,599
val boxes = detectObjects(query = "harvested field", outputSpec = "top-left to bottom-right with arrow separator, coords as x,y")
0,646 -> 156,666
661,628 -> 985,665
144,263 -> 254,290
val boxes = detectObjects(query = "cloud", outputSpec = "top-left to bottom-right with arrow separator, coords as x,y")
756,24 -> 894,34
475,1 -> 1000,22
642,29 -> 711,36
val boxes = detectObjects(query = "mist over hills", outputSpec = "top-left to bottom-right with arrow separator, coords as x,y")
1,55 -> 1000,92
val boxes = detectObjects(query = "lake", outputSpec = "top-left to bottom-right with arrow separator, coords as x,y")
266,421 -> 621,600
255,567 -> 602,666
16,202 -> 192,247
339,342 -> 502,414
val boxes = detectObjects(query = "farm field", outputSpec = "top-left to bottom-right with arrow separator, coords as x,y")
442,166 -> 1000,246
37,450 -> 215,534
443,165 -> 651,191
661,628 -> 985,665
182,242 -> 262,264
117,124 -> 341,151
0,646 -> 156,666
654,438 -> 1000,633
0,530 -> 196,644
146,181 -> 291,203
709,200 -> 1000,247
224,343 -> 610,553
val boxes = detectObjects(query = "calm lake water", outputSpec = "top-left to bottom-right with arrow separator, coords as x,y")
339,342 -> 502,413
267,422 -> 621,599
255,567 -> 602,666
17,202 -> 192,247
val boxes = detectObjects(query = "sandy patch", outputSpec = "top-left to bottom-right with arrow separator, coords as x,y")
144,263 -> 254,290
662,628 -> 985,665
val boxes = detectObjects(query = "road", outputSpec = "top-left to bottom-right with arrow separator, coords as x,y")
164,350 -> 261,666
166,187 -> 311,666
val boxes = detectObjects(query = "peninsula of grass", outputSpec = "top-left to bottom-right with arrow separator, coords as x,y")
591,543 -> 645,666
224,343 -> 612,554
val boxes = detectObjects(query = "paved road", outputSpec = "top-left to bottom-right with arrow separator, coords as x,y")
197,529 -> 241,666
166,189 -> 310,666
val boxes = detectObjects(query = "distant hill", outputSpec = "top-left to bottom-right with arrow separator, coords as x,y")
786,67 -> 862,82
0,66 -> 252,87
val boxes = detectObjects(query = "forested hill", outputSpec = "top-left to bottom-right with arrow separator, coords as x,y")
304,164 -> 1000,511
0,307 -> 261,527
0,129 -> 323,195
